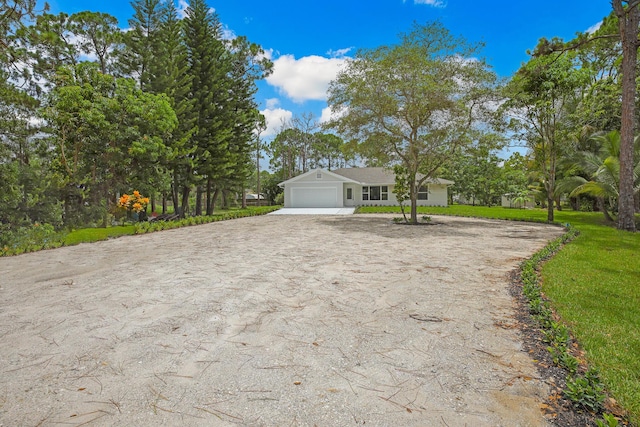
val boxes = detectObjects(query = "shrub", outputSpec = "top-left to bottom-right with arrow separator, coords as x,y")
0,223 -> 67,257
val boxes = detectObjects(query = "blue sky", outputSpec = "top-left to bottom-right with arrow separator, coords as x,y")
47,0 -> 612,140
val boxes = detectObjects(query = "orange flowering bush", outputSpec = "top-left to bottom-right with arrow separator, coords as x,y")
118,190 -> 150,213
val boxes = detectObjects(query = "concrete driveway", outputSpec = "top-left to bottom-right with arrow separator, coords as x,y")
268,207 -> 356,215
0,214 -> 563,426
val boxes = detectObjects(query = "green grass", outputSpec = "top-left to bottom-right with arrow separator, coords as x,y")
64,225 -> 136,245
360,205 -> 640,424
62,206 -> 280,246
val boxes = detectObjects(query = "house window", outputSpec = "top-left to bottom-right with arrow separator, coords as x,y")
316,172 -> 322,179
346,188 -> 353,200
362,186 -> 389,201
417,185 -> 429,200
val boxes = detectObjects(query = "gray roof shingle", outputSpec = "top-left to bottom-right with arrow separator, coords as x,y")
332,167 -> 453,185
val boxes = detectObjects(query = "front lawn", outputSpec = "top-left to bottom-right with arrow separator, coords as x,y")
359,205 -> 640,424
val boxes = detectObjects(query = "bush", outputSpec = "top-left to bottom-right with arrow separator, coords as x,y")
0,223 -> 67,256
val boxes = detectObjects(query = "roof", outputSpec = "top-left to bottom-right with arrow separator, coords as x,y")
278,168 -> 360,186
278,167 -> 454,186
332,167 -> 454,185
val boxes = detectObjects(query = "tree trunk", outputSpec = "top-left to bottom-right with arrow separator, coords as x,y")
195,185 -> 203,216
171,178 -> 180,215
211,188 -> 220,213
241,186 -> 247,209
547,195 -> 554,222
555,196 -> 562,211
162,194 -> 167,214
613,0 -> 639,232
180,185 -> 190,217
206,179 -> 214,215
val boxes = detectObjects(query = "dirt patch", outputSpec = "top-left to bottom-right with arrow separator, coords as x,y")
0,214 -> 564,426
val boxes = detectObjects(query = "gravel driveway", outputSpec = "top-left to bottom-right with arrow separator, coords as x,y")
0,214 -> 564,426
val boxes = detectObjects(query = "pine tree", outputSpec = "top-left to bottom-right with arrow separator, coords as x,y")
120,0 -> 164,88
183,0 -> 232,214
157,0 -> 196,215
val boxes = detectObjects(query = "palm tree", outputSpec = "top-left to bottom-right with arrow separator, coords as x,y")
559,130 -> 640,222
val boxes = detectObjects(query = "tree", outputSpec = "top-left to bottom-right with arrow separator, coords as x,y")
120,0 -> 164,88
43,63 -> 177,226
502,49 -> 590,221
0,0 -> 42,68
327,21 -> 497,223
612,0 -> 639,231
221,36 -> 272,213
443,132 -> 507,206
19,11 -> 78,94
68,11 -> 121,75
560,130 -> 640,222
183,0 -> 231,215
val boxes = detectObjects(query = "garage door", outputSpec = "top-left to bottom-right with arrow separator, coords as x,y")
291,187 -> 338,208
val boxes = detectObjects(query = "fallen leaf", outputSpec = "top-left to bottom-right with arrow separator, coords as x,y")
293,381 -> 301,385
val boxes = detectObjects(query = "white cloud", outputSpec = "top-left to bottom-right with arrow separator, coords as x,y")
587,20 -> 603,34
327,47 -> 353,58
319,106 -> 347,124
266,54 -> 348,103
177,0 -> 189,19
259,107 -> 293,137
221,24 -> 236,40
408,0 -> 446,6
265,98 -> 280,109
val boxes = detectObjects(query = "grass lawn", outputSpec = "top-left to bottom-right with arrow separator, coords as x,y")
64,225 -> 136,246
360,205 -> 640,423
62,206 -> 280,246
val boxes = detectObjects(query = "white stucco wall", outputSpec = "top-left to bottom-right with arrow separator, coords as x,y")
349,184 -> 449,207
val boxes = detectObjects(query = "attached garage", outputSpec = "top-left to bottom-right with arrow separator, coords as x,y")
291,187 -> 338,208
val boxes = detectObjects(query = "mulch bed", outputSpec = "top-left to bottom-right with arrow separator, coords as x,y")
509,270 -> 631,427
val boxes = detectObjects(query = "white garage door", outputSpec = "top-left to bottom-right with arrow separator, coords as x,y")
291,187 -> 338,208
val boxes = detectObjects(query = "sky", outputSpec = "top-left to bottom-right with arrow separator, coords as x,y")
45,0 -> 612,142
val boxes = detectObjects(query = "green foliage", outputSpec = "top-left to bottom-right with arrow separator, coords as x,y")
134,206 -> 279,234
565,368 -> 607,413
393,165 -> 410,223
327,21 -> 498,223
0,223 -> 66,256
596,413 -> 620,427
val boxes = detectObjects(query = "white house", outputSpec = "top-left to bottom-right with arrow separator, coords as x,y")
278,167 -> 453,208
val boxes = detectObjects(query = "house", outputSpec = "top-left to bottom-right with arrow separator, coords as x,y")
277,167 -> 453,208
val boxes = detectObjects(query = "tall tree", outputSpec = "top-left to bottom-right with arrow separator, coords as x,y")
183,0 -> 231,215
120,0 -> 164,88
68,11 -> 121,74
612,0 -> 639,231
156,0 -> 196,214
502,49 -> 589,221
327,21 -> 497,223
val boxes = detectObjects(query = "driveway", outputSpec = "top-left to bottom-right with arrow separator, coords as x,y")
268,207 -> 356,215
0,215 -> 563,426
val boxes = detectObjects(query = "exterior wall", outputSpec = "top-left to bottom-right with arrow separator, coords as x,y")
350,184 -> 449,207
283,171 -> 346,208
